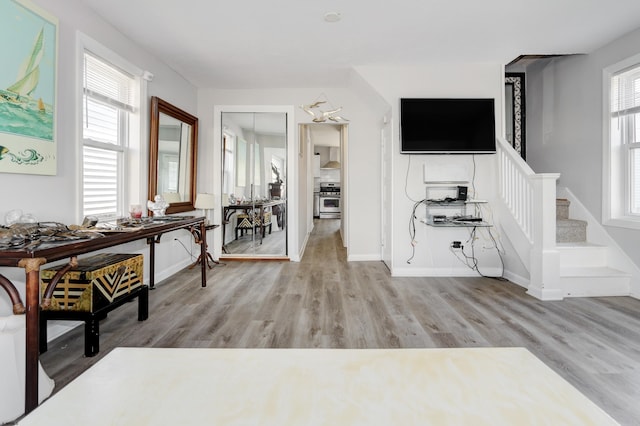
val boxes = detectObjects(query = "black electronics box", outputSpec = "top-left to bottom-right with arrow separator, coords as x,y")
457,186 -> 468,201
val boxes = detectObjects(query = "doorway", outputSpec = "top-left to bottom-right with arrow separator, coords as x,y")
302,123 -> 348,246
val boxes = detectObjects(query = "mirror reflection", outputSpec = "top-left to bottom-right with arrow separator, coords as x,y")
149,97 -> 198,214
221,112 -> 287,256
157,113 -> 192,203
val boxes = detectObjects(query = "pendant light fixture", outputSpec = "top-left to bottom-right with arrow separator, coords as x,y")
300,92 -> 348,123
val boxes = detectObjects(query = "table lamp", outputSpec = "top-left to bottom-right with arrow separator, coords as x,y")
195,193 -> 215,225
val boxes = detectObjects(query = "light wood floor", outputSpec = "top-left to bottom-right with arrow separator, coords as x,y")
222,226 -> 285,255
40,219 -> 640,425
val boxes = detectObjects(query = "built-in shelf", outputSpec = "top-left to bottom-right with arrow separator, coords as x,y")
421,218 -> 492,227
424,182 -> 491,228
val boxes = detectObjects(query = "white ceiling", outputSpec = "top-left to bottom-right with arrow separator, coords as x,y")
78,0 -> 640,89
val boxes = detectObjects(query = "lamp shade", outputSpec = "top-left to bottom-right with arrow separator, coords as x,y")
195,193 -> 215,209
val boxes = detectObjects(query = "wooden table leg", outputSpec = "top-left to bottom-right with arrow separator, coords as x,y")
147,236 -> 158,289
18,257 -> 46,414
200,221 -> 207,287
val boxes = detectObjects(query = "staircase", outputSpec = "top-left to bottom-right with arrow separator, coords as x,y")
556,198 -> 631,297
496,136 -> 636,300
556,199 -> 586,243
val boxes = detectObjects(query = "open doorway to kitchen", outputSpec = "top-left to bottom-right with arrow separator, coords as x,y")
302,123 -> 348,247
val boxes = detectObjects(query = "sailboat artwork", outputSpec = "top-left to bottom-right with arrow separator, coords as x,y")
0,145 -> 44,165
6,27 -> 44,98
0,27 -> 53,143
0,0 -> 58,175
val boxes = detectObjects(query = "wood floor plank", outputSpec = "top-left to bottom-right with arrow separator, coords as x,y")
38,219 -> 640,425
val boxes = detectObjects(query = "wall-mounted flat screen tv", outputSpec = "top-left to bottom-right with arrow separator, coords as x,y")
400,98 -> 496,154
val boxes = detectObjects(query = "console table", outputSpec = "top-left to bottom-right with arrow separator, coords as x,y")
188,224 -> 219,269
0,216 -> 207,414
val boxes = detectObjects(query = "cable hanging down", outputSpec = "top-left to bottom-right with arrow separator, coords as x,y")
449,226 -> 507,280
407,198 -> 426,264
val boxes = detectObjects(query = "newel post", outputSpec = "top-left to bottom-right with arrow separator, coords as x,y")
527,173 -> 563,300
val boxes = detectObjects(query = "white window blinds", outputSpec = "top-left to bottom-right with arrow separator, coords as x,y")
83,146 -> 119,217
84,52 -> 137,113
611,63 -> 640,215
611,67 -> 640,117
82,51 -> 137,219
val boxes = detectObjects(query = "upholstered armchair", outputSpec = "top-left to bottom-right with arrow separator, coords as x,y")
0,279 -> 54,423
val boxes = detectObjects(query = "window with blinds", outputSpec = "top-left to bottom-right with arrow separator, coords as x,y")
82,51 -> 138,220
222,133 -> 235,195
610,64 -> 640,215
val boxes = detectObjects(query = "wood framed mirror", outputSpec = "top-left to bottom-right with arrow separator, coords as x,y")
148,96 -> 198,215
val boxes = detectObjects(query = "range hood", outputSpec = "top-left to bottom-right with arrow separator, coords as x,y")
322,160 -> 341,169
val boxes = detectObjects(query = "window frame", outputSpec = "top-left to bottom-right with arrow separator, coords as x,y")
76,33 -> 146,223
222,131 -> 236,196
603,52 -> 640,230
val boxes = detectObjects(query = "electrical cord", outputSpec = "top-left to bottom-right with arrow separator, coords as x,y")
174,237 -> 196,260
486,228 -> 506,280
407,198 -> 426,264
471,155 -> 477,200
449,226 -> 506,280
404,154 -> 420,202
174,237 -> 226,269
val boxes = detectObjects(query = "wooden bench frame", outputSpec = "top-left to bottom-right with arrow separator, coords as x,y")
39,285 -> 149,357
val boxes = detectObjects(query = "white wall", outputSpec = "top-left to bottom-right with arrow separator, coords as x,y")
355,63 -> 507,276
526,27 -> 640,288
0,0 -> 200,317
197,87 -> 384,261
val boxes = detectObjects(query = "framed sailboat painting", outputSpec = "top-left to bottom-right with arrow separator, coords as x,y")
0,0 -> 58,175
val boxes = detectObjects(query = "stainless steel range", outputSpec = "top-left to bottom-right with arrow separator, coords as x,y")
319,182 -> 340,219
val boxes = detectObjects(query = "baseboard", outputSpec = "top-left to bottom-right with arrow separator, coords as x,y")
153,258 -> 192,287
293,232 -> 310,263
526,286 -> 564,301
502,271 -> 529,289
391,266 -> 504,277
347,254 -> 382,262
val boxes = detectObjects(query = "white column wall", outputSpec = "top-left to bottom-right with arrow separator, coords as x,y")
355,63 -> 506,276
196,87 -> 384,262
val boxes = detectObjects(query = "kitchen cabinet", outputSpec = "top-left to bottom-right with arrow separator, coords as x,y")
329,147 -> 340,162
313,154 -> 321,177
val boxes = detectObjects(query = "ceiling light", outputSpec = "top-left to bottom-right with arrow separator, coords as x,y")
324,12 -> 341,23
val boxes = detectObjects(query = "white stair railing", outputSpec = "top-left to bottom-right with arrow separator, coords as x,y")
496,137 -> 563,300
498,139 -> 535,243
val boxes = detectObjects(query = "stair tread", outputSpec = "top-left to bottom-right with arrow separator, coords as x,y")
557,218 -> 587,226
560,266 -> 630,277
557,242 -> 604,248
